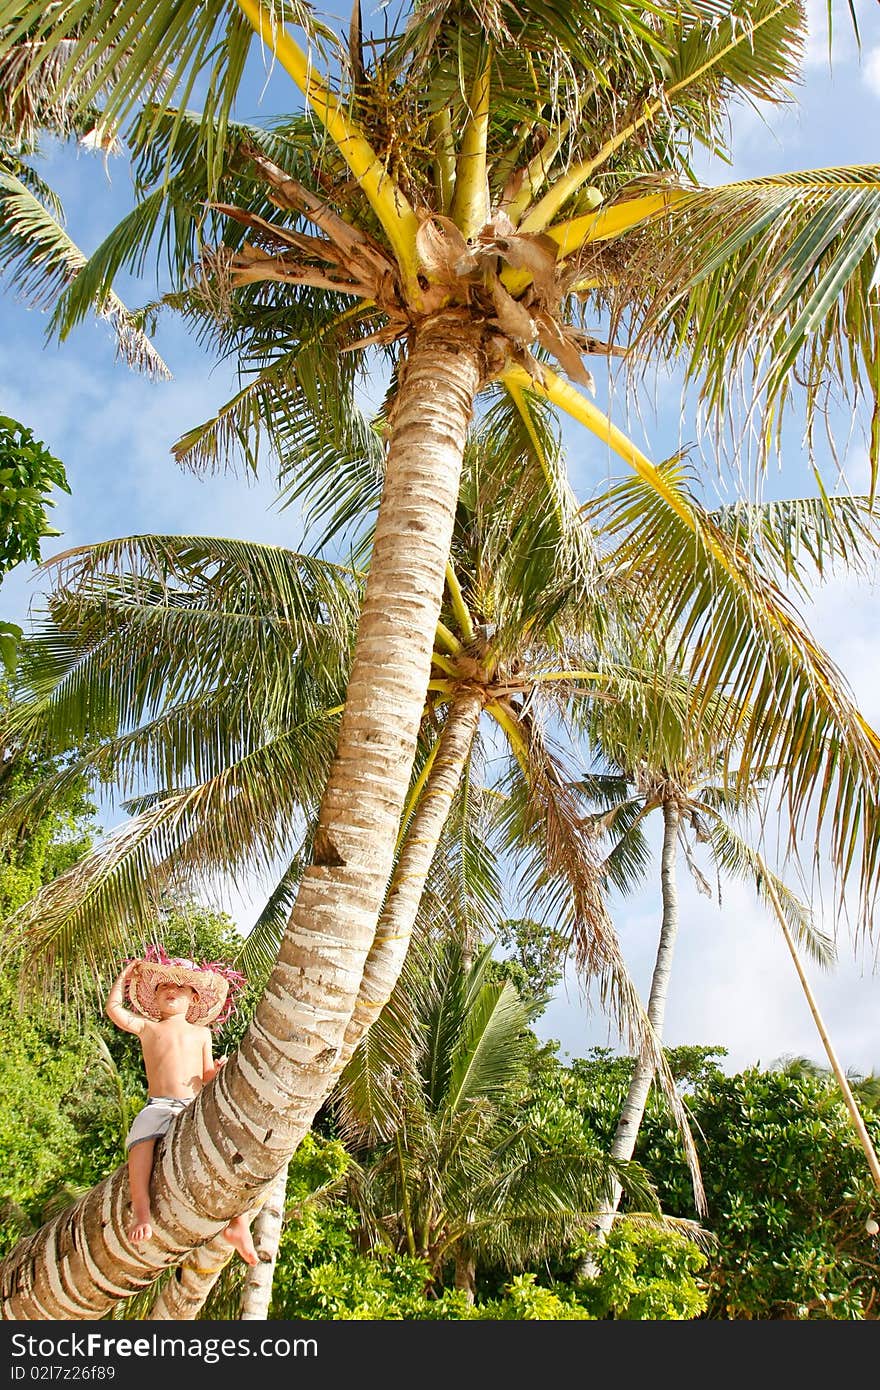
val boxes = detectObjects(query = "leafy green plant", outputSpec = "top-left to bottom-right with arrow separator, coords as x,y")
0,415 -> 68,574
473,1273 -> 594,1320
574,1219 -> 708,1320
0,416 -> 69,673
541,1047 -> 880,1319
667,1070 -> 880,1320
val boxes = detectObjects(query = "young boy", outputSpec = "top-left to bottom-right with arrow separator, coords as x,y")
105,953 -> 258,1264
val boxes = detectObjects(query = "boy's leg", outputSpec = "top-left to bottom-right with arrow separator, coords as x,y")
127,1139 -> 157,1244
223,1212 -> 259,1266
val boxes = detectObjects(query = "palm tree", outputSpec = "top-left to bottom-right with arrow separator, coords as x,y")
576,665 -> 830,1243
3,2 -> 880,1315
0,431 -> 685,1313
566,468 -> 880,1242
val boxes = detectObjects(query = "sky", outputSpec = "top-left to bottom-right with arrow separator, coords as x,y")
2,0 -> 880,1077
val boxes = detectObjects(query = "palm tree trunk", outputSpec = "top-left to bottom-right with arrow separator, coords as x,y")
757,854 -> 880,1192
591,796 -> 681,1243
0,318 -> 487,1319
146,1228 -> 249,1320
338,689 -> 484,1063
453,1246 -> 476,1303
146,689 -> 485,1319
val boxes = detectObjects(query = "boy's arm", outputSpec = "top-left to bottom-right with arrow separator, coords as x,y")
202,1031 -> 226,1083
105,962 -> 145,1035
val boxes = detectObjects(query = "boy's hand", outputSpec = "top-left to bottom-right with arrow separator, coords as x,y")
204,1055 -> 228,1082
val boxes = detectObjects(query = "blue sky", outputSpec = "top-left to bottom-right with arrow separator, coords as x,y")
2,0 -> 880,1075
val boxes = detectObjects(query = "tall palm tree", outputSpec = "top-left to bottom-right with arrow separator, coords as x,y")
566,466 -> 880,1242
576,667 -> 829,1243
2,0 -> 880,1315
0,431 -> 671,1315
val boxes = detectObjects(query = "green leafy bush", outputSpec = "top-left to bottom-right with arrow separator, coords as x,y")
0,415 -> 68,574
573,1219 -> 708,1320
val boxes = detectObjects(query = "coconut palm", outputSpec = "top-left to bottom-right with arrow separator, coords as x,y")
575,668 -> 829,1243
5,438 -> 879,1318
0,429 -> 685,1313
3,0 -> 880,1315
13,416 -> 864,1121
565,466 -> 880,1240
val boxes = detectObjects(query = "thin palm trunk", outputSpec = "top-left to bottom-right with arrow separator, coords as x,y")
338,690 -> 485,1063
146,1231 -> 249,1320
593,797 -> 681,1239
145,690 -> 485,1319
0,321 -> 486,1319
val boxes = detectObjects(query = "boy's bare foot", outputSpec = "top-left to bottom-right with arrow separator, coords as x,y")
223,1218 -> 259,1266
129,1216 -> 153,1244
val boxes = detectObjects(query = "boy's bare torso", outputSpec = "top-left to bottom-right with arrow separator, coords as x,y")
138,1016 -> 211,1099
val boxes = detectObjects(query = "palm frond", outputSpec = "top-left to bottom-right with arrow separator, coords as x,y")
427,746 -> 505,938
596,807 -> 655,894
333,984 -> 415,1144
472,1140 -> 660,1239
702,810 -> 836,968
0,166 -> 169,378
624,165 -> 880,477
52,107 -> 325,341
447,976 -> 532,1115
230,843 -> 309,981
0,3 -> 325,186
589,461 -> 880,934
14,534 -> 358,753
573,771 -> 655,895
709,492 -> 880,598
1,719 -> 333,1007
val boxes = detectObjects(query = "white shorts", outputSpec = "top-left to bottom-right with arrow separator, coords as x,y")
125,1095 -> 192,1150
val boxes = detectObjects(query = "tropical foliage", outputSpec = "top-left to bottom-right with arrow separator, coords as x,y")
5,927 -> 874,1320
0,415 -> 67,575
333,931 -> 660,1296
0,681 -> 97,920
0,418 -> 70,674
551,1047 -> 880,1319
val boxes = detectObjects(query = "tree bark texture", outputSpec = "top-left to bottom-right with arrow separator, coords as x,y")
145,1228 -> 247,1320
0,319 -> 486,1319
453,1248 -> 476,1303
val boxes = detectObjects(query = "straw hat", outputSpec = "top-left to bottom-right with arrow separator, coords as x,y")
127,953 -> 233,1027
